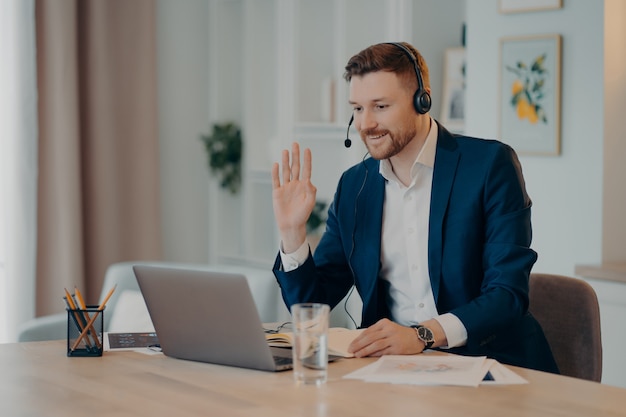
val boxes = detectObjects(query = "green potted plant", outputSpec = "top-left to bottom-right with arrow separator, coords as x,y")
306,200 -> 327,252
200,122 -> 242,194
306,200 -> 327,235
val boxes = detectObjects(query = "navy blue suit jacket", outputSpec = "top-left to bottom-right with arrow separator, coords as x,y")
273,123 -> 558,373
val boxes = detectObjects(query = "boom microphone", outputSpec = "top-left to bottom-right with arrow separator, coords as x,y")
344,115 -> 354,148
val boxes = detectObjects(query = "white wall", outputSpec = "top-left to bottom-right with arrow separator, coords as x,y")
466,0 -> 604,276
412,1 -> 466,122
156,0 -> 211,263
153,0 -> 464,266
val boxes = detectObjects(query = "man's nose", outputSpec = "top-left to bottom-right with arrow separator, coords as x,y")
359,110 -> 377,131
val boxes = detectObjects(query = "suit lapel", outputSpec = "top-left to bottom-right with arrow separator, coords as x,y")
428,125 -> 460,302
351,159 -> 385,311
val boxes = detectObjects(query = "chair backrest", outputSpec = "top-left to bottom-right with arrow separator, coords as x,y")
529,273 -> 602,382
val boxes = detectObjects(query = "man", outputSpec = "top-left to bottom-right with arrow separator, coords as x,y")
271,42 -> 558,373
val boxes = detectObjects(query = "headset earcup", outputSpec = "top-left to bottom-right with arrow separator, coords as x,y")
414,90 -> 432,114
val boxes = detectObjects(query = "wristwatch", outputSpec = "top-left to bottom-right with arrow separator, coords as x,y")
411,325 -> 435,349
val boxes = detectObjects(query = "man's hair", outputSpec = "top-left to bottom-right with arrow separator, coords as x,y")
343,42 -> 430,92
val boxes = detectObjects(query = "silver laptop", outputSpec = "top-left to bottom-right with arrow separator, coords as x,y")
133,265 -> 293,372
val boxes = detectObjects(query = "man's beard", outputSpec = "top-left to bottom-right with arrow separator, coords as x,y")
361,126 -> 417,160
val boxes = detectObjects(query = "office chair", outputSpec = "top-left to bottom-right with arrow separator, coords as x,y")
529,273 -> 603,382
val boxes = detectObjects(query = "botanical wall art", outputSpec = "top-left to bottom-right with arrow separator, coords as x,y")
499,34 -> 562,155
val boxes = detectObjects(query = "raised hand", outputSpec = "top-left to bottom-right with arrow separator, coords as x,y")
271,142 -> 317,253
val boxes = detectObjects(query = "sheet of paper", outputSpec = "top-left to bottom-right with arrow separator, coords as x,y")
359,355 -> 488,387
344,354 -> 527,386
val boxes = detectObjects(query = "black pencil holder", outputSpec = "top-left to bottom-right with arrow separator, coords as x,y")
66,306 -> 105,357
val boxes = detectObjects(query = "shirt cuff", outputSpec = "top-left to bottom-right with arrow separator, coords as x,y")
434,313 -> 468,349
279,240 -> 310,272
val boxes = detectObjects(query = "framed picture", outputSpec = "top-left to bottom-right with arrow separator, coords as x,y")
499,0 -> 562,14
440,47 -> 466,134
499,34 -> 562,155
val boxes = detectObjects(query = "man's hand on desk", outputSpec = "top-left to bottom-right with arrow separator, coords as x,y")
347,318 -> 447,357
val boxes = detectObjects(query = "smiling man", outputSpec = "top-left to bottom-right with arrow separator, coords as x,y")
271,42 -> 558,373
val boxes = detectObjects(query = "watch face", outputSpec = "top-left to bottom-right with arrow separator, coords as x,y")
418,326 -> 433,342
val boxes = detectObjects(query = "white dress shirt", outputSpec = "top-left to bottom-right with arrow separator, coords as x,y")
378,119 -> 466,348
280,119 -> 467,348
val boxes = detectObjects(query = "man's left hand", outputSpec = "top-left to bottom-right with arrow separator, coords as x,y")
347,318 -> 425,357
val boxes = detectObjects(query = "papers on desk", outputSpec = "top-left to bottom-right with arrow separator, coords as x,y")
343,354 -> 528,387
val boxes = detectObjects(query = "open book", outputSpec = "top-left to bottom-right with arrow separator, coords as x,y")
266,327 -> 364,358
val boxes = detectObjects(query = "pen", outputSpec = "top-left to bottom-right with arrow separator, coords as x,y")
70,285 -> 116,352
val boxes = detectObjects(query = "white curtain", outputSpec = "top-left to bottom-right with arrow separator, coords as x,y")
0,0 -> 38,343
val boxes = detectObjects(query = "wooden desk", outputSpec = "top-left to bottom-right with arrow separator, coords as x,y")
1,340 -> 624,416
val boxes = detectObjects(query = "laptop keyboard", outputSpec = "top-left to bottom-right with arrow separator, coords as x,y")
273,355 -> 293,366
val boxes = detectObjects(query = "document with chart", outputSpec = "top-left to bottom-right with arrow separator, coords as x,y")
343,354 -> 527,387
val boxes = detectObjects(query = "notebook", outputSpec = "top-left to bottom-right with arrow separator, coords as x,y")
132,265 -> 294,372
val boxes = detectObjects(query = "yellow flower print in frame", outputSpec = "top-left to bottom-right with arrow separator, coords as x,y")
499,34 -> 562,155
507,53 -> 548,125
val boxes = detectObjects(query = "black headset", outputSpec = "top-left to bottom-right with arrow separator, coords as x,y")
388,42 -> 432,115
345,42 -> 431,148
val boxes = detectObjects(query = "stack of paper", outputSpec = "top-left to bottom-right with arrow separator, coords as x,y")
343,354 -> 527,387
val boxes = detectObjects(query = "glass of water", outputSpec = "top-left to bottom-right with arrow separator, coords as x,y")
291,303 -> 330,385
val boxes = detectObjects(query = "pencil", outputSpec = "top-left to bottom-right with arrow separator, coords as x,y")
64,295 -> 92,348
64,288 -> 93,349
70,285 -> 116,352
99,284 -> 117,309
74,287 -> 102,349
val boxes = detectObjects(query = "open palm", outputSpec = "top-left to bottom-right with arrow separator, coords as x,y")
271,143 -> 317,253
